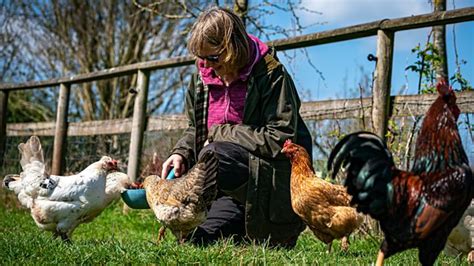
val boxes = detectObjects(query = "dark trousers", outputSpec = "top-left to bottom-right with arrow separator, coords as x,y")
186,141 -> 249,245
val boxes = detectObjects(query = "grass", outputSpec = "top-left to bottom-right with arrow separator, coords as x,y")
0,191 -> 468,265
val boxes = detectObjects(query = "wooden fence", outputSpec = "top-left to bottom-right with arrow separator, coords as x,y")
1,7 -> 473,181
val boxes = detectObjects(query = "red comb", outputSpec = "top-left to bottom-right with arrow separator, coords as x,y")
284,139 -> 292,147
436,78 -> 451,96
129,182 -> 143,189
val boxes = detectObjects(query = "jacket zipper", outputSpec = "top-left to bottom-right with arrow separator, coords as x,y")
224,86 -> 230,123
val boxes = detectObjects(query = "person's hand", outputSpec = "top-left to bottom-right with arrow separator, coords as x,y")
161,154 -> 186,178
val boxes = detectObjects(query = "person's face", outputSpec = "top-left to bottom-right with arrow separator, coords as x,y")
197,43 -> 231,76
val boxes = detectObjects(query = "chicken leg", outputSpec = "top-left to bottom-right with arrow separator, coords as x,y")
158,226 -> 166,243
326,242 -> 332,253
341,236 -> 349,252
53,231 -> 72,244
376,250 -> 385,266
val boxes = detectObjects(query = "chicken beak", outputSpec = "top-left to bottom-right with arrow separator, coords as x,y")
3,174 -> 20,188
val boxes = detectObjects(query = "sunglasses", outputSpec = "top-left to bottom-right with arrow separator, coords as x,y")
197,54 -> 220,63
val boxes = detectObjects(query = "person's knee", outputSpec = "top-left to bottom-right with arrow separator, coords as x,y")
198,141 -> 249,194
199,142 -> 218,158
198,141 -> 238,159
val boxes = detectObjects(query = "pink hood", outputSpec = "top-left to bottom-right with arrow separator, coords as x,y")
198,34 -> 269,85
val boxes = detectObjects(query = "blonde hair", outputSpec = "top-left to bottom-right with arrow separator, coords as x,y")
188,6 -> 250,71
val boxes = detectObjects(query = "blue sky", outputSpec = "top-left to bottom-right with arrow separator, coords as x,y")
259,0 -> 473,100
254,0 -> 473,162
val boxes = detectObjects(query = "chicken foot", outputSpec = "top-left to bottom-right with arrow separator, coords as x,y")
53,231 -> 71,244
341,236 -> 349,252
376,250 -> 385,266
157,226 -> 166,243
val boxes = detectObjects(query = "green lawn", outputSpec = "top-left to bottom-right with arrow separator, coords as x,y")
0,192 -> 467,265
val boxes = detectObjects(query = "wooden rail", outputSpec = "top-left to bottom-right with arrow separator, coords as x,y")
6,91 -> 474,136
1,7 -> 473,180
268,7 -> 474,50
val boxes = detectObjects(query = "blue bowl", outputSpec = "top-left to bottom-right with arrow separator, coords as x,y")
121,169 -> 175,209
165,168 -> 176,180
121,189 -> 149,209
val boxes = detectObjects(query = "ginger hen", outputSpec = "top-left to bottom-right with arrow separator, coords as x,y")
143,150 -> 218,243
281,139 -> 362,252
328,79 -> 473,266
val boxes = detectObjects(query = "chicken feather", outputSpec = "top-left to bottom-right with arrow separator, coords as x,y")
444,168 -> 474,263
282,140 -> 362,252
3,136 -> 130,242
143,150 -> 218,243
328,79 -> 473,266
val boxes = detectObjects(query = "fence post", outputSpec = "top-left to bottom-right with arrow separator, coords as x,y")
127,70 -> 149,182
52,83 -> 71,175
0,90 -> 8,166
372,29 -> 394,140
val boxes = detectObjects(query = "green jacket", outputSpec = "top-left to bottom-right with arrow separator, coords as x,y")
172,48 -> 312,243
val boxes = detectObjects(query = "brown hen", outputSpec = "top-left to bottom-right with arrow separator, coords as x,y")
282,139 -> 362,252
143,150 -> 218,243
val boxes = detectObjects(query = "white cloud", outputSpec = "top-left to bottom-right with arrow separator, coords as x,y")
296,1 -> 473,52
300,0 -> 430,28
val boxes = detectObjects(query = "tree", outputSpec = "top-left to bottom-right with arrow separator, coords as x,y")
0,1 -> 20,82
431,0 -> 448,82
0,2 -> 54,122
5,0 -> 323,123
1,0 -> 324,169
9,0 -> 193,122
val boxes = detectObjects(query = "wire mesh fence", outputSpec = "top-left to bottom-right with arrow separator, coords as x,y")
1,113 -> 472,179
0,129 -> 184,178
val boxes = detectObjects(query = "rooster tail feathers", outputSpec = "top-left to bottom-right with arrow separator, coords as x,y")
328,132 -> 392,179
328,131 -> 394,219
19,136 -> 44,169
351,158 -> 394,218
196,150 -> 219,204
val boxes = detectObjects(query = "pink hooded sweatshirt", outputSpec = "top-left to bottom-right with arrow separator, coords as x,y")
197,35 -> 269,130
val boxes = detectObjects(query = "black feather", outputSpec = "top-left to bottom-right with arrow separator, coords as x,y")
328,132 -> 395,219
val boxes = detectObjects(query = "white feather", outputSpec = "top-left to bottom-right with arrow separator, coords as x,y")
445,199 -> 474,257
4,136 -> 130,240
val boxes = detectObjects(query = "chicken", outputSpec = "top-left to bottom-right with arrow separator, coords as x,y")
327,79 -> 473,266
444,198 -> 474,263
3,136 -> 130,242
281,139 -> 362,252
143,150 -> 218,243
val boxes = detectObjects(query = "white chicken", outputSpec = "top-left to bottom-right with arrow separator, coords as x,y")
3,136 -> 130,242
444,199 -> 474,263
